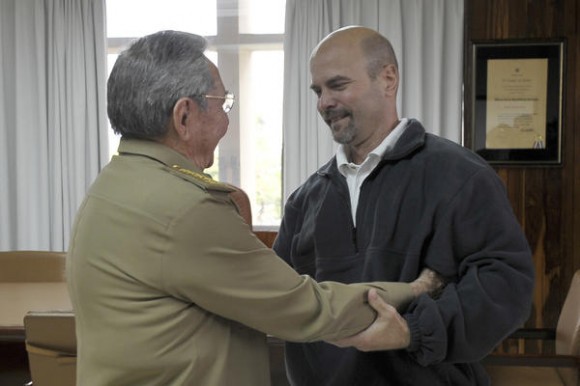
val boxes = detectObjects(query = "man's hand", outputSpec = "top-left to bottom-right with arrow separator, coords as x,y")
410,267 -> 446,298
327,289 -> 411,351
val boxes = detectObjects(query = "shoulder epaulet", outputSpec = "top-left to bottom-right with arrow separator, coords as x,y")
167,164 -> 233,192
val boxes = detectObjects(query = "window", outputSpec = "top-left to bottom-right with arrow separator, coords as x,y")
106,0 -> 285,228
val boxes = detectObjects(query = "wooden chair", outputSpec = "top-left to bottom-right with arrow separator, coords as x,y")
0,251 -> 71,385
483,270 -> 580,385
0,250 -> 67,283
0,251 -> 71,337
227,184 -> 253,227
24,311 -> 76,386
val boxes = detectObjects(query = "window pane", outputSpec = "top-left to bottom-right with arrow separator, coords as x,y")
107,53 -> 121,157
239,0 -> 285,34
241,50 -> 283,225
105,0 -> 285,227
107,0 -> 217,37
203,51 -> 219,180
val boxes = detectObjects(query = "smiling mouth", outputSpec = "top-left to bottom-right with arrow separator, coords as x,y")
324,111 -> 350,125
329,116 -> 344,127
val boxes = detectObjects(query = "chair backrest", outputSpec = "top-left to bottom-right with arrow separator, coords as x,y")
555,269 -> 580,356
0,251 -> 66,283
0,251 -> 71,328
227,185 -> 253,227
24,311 -> 76,386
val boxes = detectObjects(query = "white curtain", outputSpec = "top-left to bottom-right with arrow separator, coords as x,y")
0,0 -> 108,251
282,0 -> 464,199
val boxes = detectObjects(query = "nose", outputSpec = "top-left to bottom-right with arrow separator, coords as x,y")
317,89 -> 336,112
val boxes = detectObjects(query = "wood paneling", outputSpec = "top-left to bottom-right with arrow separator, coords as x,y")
464,0 -> 580,336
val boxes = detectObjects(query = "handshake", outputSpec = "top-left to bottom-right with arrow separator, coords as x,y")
330,268 -> 446,351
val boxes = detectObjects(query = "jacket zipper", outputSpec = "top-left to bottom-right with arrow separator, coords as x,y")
352,227 -> 358,252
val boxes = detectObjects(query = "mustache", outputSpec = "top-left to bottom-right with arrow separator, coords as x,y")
321,108 -> 350,121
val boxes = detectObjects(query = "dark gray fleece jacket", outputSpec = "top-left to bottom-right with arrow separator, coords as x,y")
273,119 -> 534,386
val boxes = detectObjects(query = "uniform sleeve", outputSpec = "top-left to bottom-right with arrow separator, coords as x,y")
161,193 -> 413,342
403,168 -> 534,365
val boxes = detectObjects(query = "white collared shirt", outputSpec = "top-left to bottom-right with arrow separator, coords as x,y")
337,118 -> 408,225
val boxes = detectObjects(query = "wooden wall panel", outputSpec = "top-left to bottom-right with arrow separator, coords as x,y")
464,0 -> 580,332
574,6 -> 580,320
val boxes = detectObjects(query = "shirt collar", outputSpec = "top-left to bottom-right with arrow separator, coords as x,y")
336,118 -> 408,170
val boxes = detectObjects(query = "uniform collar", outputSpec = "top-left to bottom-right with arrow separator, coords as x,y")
117,137 -> 203,174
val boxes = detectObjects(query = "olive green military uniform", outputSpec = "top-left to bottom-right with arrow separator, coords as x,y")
66,138 -> 413,386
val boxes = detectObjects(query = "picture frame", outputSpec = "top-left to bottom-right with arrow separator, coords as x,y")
471,39 -> 564,165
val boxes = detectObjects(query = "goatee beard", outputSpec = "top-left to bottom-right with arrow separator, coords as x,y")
323,108 -> 355,144
331,121 -> 356,144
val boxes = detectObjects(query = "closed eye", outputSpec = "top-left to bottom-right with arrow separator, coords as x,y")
310,76 -> 354,98
329,81 -> 351,91
327,75 -> 353,89
310,86 -> 322,97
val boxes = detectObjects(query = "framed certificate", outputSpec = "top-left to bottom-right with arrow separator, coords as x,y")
471,39 -> 564,165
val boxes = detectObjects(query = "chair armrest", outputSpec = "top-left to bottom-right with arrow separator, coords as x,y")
483,353 -> 580,368
508,328 -> 556,340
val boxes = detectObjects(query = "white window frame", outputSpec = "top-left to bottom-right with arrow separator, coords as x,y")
107,0 -> 284,229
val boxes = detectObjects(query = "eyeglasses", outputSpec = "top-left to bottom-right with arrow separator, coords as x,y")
204,91 -> 235,113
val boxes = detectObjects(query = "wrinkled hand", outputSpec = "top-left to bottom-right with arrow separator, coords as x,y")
410,267 -> 446,298
328,289 -> 411,351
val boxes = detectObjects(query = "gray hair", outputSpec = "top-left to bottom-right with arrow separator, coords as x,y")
107,30 -> 213,139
